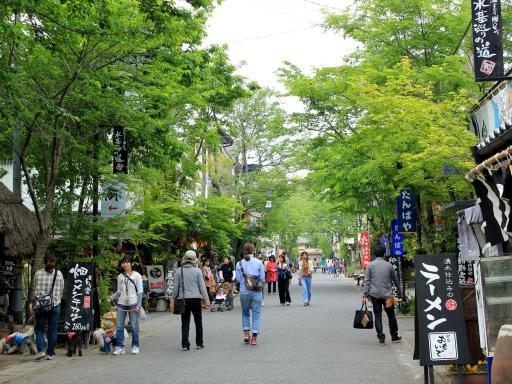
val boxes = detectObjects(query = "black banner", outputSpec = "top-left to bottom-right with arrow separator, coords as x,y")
414,254 -> 471,366
113,126 -> 128,174
457,259 -> 475,285
64,263 -> 99,332
471,0 -> 504,81
388,254 -> 405,299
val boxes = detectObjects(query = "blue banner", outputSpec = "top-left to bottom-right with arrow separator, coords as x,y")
397,189 -> 417,233
391,219 -> 404,256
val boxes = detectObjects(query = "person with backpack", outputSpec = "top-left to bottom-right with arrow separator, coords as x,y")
277,253 -> 292,305
235,243 -> 266,345
109,255 -> 143,355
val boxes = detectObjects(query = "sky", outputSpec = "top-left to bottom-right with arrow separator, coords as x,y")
204,0 -> 356,104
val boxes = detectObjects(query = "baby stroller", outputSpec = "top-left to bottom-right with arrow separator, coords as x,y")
210,282 -> 234,312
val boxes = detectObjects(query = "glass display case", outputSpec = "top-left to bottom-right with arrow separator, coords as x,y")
475,255 -> 512,356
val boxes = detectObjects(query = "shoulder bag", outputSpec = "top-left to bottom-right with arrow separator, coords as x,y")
124,274 -> 146,320
239,261 -> 264,291
173,268 -> 186,315
33,270 -> 58,313
353,301 -> 374,329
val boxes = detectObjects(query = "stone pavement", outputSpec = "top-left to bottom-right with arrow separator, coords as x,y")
0,273 -> 450,384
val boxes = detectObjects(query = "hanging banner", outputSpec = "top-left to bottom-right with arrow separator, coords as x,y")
471,0 -> 504,81
414,254 -> 471,366
64,262 -> 99,332
146,265 -> 165,295
379,234 -> 390,256
113,126 -> 128,174
391,219 -> 405,256
360,231 -> 371,269
397,189 -> 417,233
457,259 -> 476,284
388,254 -> 405,300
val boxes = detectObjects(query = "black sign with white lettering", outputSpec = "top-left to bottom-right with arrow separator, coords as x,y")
388,255 -> 405,299
414,254 -> 470,366
471,0 -> 504,81
64,263 -> 99,332
113,126 -> 128,174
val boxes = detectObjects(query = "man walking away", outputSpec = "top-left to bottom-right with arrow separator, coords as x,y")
362,245 -> 402,345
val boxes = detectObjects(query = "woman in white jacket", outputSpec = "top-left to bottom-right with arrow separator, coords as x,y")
109,255 -> 143,355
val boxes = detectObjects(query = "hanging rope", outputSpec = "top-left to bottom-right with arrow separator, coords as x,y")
465,146 -> 512,181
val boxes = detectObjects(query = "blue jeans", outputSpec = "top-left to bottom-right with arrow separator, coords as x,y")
116,304 -> 139,349
240,292 -> 263,334
35,304 -> 60,356
301,276 -> 312,303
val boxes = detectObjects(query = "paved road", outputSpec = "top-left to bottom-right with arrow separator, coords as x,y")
4,274 -> 429,384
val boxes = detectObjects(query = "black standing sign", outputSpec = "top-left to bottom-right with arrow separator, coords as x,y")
414,254 -> 471,366
388,254 -> 405,300
64,263 -> 100,332
113,126 -> 128,174
471,0 -> 504,81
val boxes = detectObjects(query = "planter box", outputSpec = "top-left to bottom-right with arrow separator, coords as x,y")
449,372 -> 487,384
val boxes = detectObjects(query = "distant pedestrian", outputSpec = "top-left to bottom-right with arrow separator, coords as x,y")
298,251 -> 314,306
313,258 -> 319,273
174,250 -> 210,351
320,257 -> 327,273
277,253 -> 292,305
109,255 -> 143,355
362,245 -> 402,345
32,254 -> 65,361
235,243 -> 265,345
202,259 -> 214,303
265,256 -> 278,295
219,256 -> 235,309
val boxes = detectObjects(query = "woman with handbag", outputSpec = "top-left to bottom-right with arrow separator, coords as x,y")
173,250 -> 210,351
202,259 -> 214,304
32,254 -> 65,360
109,255 -> 143,355
298,251 -> 314,306
277,254 -> 292,305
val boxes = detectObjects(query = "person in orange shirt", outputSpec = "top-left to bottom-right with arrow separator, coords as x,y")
265,256 -> 278,295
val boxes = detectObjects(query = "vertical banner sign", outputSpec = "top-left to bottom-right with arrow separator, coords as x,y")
457,259 -> 476,284
360,232 -> 371,269
414,254 -> 471,366
397,189 -> 417,233
391,219 -> 405,256
387,254 -> 404,300
64,263 -> 99,332
471,0 -> 504,81
146,265 -> 165,295
113,126 -> 128,174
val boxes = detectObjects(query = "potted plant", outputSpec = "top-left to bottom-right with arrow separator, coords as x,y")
446,360 -> 487,384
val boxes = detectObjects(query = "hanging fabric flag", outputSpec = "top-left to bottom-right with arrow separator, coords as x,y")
472,173 -> 511,245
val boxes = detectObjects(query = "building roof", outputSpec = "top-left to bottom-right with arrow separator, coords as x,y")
0,182 -> 38,258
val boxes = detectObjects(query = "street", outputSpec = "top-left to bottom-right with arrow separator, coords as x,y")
3,274 -> 429,384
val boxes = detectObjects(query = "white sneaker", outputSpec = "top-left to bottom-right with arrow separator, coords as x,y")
131,346 -> 139,354
34,352 -> 45,360
113,348 -> 125,355
45,355 -> 53,360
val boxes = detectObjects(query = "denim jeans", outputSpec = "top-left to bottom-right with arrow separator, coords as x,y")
240,292 -> 263,334
301,276 -> 312,303
35,304 -> 60,356
370,297 -> 398,341
116,304 -> 139,349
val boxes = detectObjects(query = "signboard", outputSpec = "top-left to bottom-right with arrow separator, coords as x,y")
360,232 -> 370,269
64,263 -> 99,332
414,254 -> 471,366
113,126 -> 128,174
388,254 -> 405,300
146,265 -> 165,295
165,268 -> 175,297
397,189 -> 417,233
391,219 -> 404,256
458,259 -> 475,284
101,182 -> 127,217
471,0 -> 504,81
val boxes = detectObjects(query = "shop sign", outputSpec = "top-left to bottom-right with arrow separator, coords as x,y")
391,219 -> 404,256
471,0 -> 504,81
113,126 -> 128,174
360,232 -> 370,268
64,262 -> 98,332
414,254 -> 471,366
101,182 -> 127,217
397,189 -> 417,233
146,265 -> 165,295
458,259 -> 475,284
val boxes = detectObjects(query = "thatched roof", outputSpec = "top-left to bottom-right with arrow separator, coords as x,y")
0,182 -> 39,258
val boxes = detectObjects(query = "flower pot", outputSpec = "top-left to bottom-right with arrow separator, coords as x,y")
449,372 -> 487,384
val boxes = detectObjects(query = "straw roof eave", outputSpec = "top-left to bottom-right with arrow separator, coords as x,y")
0,182 -> 39,259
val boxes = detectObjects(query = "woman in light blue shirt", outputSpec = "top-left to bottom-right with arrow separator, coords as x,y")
235,243 -> 266,345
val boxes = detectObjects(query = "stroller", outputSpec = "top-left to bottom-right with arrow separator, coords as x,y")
210,282 -> 234,312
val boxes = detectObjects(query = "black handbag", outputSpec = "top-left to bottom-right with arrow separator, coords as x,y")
33,270 -> 58,313
173,268 -> 186,315
353,302 -> 374,329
